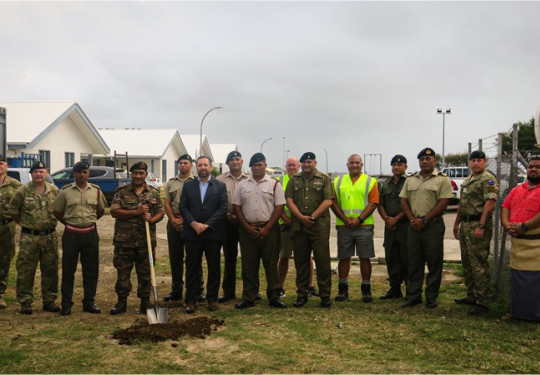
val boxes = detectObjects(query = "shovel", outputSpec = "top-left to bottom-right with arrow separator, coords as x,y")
145,220 -> 168,324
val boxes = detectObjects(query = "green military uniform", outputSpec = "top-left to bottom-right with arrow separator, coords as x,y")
53,182 -> 107,309
379,175 -> 408,293
285,169 -> 334,299
399,170 -> 452,302
110,183 -> 164,300
0,175 -> 22,302
458,170 -> 498,306
8,181 -> 59,306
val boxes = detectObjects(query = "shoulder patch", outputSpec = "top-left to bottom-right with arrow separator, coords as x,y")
487,179 -> 495,186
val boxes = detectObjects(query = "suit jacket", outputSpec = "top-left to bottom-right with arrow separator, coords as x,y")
179,176 -> 228,241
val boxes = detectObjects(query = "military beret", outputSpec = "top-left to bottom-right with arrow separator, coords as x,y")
30,161 -> 47,172
130,161 -> 148,172
0,155 -> 5,162
177,154 -> 193,163
417,147 -> 436,159
249,152 -> 266,167
469,150 -> 486,160
300,152 -> 316,162
226,151 -> 242,164
72,161 -> 90,173
390,154 -> 407,165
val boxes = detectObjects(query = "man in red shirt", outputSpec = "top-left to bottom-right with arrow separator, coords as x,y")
501,156 -> 540,321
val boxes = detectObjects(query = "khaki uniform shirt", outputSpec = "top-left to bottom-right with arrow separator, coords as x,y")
217,171 -> 248,214
232,174 -> 286,223
52,183 -> 108,226
164,173 -> 194,215
0,175 -> 22,221
459,170 -> 499,216
399,170 -> 452,217
8,181 -> 59,230
110,183 -> 164,247
380,175 -> 406,217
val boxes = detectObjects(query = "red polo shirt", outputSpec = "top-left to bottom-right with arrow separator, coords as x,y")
502,181 -> 540,222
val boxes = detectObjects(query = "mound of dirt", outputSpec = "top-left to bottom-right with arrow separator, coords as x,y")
112,317 -> 225,345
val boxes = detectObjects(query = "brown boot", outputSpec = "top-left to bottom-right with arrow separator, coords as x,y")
21,302 -> 33,315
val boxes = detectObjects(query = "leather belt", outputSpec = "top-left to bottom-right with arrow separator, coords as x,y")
419,216 -> 442,225
65,224 -> 96,233
248,221 -> 269,228
0,218 -> 13,225
517,234 -> 540,240
460,215 -> 482,222
21,227 -> 55,236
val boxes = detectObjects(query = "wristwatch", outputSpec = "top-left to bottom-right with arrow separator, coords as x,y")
478,223 -> 486,229
358,217 -> 365,224
422,218 -> 429,225
521,222 -> 529,232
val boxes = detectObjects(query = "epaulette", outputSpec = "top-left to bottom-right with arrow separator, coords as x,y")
168,177 -> 176,181
411,172 -> 420,177
114,184 -> 129,193
148,185 -> 160,192
61,183 -> 74,190
89,183 -> 101,190
438,172 -> 447,177
292,171 -> 303,177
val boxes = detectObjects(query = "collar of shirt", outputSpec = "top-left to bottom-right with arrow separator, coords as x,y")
247,174 -> 272,184
224,171 -> 248,181
175,173 -> 194,182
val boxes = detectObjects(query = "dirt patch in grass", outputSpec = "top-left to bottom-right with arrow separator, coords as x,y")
112,316 -> 225,345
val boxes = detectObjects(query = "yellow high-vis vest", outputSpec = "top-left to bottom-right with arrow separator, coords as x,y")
278,174 -> 291,225
334,173 -> 376,225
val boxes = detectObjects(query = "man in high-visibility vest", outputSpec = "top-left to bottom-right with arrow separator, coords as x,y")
331,154 -> 379,302
277,157 -> 318,298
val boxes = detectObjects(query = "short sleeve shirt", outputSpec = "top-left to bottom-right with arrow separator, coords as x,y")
380,175 -> 406,217
399,170 -> 452,217
217,171 -> 248,214
0,176 -> 22,220
164,174 -> 194,215
52,183 -> 108,226
285,169 -> 334,217
502,181 -> 540,222
232,175 -> 286,222
459,170 -> 498,216
8,181 -> 59,230
110,183 -> 164,247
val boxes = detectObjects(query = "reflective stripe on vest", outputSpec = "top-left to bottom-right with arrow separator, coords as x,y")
334,173 -> 376,225
278,174 -> 291,224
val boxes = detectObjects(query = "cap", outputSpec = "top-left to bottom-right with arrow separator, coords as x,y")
226,151 -> 242,164
390,154 -> 407,165
300,152 -> 316,162
249,152 -> 266,167
417,148 -> 436,159
178,154 -> 193,163
130,161 -> 148,172
30,161 -> 47,172
72,161 -> 90,173
469,150 -> 486,160
0,155 -> 5,162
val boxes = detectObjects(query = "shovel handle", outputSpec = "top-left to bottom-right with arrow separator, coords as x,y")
145,221 -> 157,289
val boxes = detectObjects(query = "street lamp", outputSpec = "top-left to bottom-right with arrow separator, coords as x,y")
260,137 -> 272,153
323,148 -> 328,174
437,108 -> 451,168
199,106 -> 222,157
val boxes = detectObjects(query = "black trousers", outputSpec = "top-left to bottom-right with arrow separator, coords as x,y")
61,229 -> 99,306
221,219 -> 240,297
185,237 -> 222,303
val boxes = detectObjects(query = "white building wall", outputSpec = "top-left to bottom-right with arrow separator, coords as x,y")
162,146 -> 179,182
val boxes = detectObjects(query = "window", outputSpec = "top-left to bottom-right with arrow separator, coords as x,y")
39,150 -> 51,169
65,152 -> 75,168
162,160 -> 167,182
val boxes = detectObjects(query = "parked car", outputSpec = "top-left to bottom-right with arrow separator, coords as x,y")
146,173 -> 161,189
51,166 -> 130,203
442,166 -> 470,205
7,168 -> 54,185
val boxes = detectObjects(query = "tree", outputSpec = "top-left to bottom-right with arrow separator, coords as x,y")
444,152 -> 469,166
502,117 -> 540,157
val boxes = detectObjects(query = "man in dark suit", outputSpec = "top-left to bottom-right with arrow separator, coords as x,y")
180,156 -> 228,313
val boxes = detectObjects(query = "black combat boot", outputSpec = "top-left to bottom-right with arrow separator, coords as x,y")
334,283 -> 349,302
361,283 -> 373,303
110,298 -> 127,315
139,299 -> 150,314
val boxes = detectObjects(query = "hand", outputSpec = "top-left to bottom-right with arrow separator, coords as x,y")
386,217 -> 398,229
473,227 -> 485,239
144,212 -> 152,222
191,221 -> 208,235
300,215 -> 314,229
257,226 -> 270,240
283,216 -> 292,226
503,222 -> 517,237
453,222 -> 460,240
410,218 -> 425,232
246,225 -> 260,239
138,203 -> 149,216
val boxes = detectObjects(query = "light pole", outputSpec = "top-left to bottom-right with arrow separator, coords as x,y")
323,148 -> 328,174
437,108 -> 451,168
199,106 -> 222,157
260,137 -> 272,153
282,136 -> 285,168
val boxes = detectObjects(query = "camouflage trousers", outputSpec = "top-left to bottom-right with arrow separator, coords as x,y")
113,245 -> 153,300
459,222 -> 492,306
0,223 -> 16,296
16,232 -> 59,304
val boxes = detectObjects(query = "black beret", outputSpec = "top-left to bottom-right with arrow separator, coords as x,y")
417,147 -> 436,159
300,152 -> 316,162
130,161 -> 148,172
469,150 -> 486,160
249,153 -> 266,167
226,151 -> 242,164
30,161 -> 47,172
177,154 -> 193,163
0,155 -> 5,162
72,161 -> 90,173
390,154 -> 407,165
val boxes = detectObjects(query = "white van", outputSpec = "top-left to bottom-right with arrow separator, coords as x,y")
442,166 -> 469,205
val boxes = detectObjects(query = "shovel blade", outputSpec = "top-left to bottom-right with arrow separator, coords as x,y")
147,306 -> 168,324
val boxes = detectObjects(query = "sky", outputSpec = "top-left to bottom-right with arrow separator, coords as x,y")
1,1 -> 540,174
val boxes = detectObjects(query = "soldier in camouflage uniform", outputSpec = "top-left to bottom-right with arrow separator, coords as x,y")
453,150 -> 498,315
109,161 -> 164,315
0,155 -> 22,308
8,161 -> 60,315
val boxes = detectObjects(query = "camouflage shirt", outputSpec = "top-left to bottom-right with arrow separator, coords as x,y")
459,170 -> 499,216
0,175 -> 22,220
7,181 -> 59,230
110,183 -> 164,248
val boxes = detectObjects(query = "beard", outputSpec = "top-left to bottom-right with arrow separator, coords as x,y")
527,175 -> 540,184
